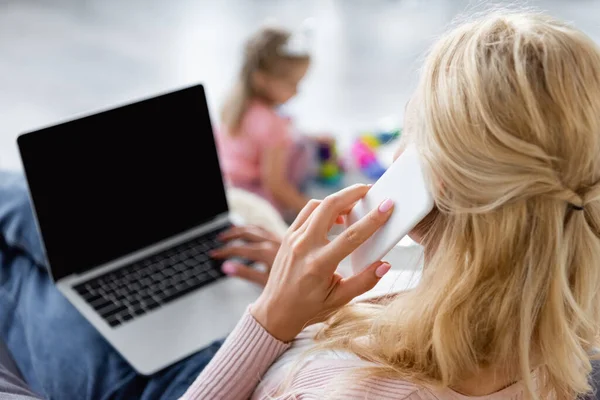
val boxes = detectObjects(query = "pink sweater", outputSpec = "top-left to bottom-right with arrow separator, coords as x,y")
215,101 -> 291,187
181,309 -> 528,399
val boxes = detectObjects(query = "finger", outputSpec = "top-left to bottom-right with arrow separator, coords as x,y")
289,199 -> 321,231
306,184 -> 370,238
328,261 -> 391,307
336,185 -> 372,217
210,244 -> 262,260
339,202 -> 358,216
219,226 -> 266,242
221,261 -> 268,286
322,198 -> 394,266
333,199 -> 362,225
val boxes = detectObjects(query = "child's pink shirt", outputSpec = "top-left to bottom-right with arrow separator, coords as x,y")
216,100 -> 291,186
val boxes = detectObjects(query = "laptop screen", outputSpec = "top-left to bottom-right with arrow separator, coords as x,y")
18,84 -> 228,281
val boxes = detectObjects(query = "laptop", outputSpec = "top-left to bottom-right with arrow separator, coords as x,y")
17,84 -> 261,375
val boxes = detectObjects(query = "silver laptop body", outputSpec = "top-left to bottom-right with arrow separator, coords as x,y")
17,84 -> 261,375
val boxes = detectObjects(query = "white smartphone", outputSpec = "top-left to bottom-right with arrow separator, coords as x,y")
346,144 -> 434,274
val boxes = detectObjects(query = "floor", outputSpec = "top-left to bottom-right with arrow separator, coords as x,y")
1,0 -> 600,172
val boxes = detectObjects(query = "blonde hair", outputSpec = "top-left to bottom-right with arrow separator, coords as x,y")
221,26 -> 310,134
313,13 -> 600,399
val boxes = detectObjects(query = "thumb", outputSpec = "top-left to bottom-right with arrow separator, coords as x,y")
221,261 -> 269,286
330,261 -> 391,307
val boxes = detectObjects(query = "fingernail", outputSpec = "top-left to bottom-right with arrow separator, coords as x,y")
222,261 -> 237,275
378,198 -> 394,213
375,262 -> 391,278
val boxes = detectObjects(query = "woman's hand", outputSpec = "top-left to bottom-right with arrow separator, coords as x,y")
251,184 -> 394,342
210,226 -> 282,286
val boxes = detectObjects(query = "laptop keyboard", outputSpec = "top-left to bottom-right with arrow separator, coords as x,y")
73,224 -> 231,328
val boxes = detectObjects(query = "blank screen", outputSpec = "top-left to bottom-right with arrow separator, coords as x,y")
18,85 -> 228,281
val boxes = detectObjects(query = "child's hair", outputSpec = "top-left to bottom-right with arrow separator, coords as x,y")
221,26 -> 311,134
308,12 -> 600,399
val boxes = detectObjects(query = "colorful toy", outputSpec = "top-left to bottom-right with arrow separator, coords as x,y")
359,134 -> 380,149
351,129 -> 402,180
316,140 -> 344,186
378,129 -> 401,144
352,141 -> 377,167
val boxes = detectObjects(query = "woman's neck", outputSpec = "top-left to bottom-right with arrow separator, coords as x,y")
450,366 -> 518,396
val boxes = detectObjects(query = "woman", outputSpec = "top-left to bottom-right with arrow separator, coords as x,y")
183,12 -> 600,399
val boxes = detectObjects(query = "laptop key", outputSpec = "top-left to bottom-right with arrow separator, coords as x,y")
131,306 -> 145,316
106,315 -> 122,327
194,256 -> 209,265
160,286 -> 176,297
82,292 -> 103,305
90,298 -> 112,311
184,258 -> 199,267
84,283 -> 97,294
150,273 -> 163,282
145,299 -> 161,311
208,269 -> 224,279
120,312 -> 134,322
173,263 -> 187,272
140,277 -> 152,287
160,277 -> 217,304
136,287 -> 151,298
158,290 -> 186,305
98,303 -> 128,319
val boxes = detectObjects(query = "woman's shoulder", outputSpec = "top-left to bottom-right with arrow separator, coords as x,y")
261,356 -> 527,400
276,359 -> 433,399
295,360 -> 527,399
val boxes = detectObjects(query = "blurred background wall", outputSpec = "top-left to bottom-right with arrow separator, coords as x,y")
1,0 -> 599,170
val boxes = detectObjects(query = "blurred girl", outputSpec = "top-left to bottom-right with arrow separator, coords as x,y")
216,26 -> 314,216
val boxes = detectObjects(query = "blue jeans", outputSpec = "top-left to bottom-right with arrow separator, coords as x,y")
0,172 -> 222,400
